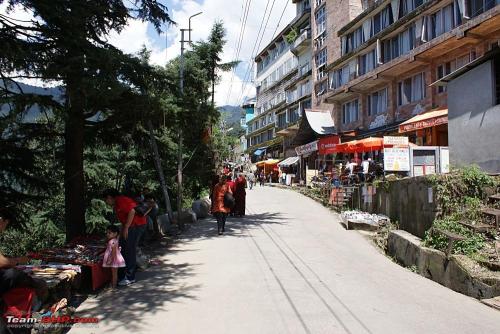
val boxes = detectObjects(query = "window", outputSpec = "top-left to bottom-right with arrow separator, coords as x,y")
359,49 -> 377,75
315,48 -> 327,68
277,113 -> 287,128
346,27 -> 364,53
288,107 -> 300,123
470,0 -> 497,18
330,65 -> 351,89
342,100 -> 359,124
398,72 -> 425,106
315,5 -> 326,36
428,3 -> 458,40
367,88 -> 388,115
382,23 -> 416,62
437,62 -> 453,93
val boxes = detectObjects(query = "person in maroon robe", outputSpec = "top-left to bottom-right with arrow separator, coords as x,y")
233,174 -> 247,217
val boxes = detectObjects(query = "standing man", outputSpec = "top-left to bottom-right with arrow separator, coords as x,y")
102,189 -> 147,286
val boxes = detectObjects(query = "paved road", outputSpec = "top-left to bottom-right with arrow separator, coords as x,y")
70,186 -> 500,334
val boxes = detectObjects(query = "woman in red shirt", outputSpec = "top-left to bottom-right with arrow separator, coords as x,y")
103,189 -> 147,286
212,176 -> 232,235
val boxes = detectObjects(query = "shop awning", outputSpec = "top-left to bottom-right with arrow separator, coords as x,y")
256,159 -> 280,167
305,110 -> 335,135
278,156 -> 300,167
355,137 -> 384,151
398,109 -> 448,133
253,147 -> 267,156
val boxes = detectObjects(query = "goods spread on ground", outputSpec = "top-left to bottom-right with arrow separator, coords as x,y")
341,210 -> 390,226
30,236 -> 105,265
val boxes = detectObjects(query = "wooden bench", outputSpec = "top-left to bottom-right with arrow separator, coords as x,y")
481,208 -> 500,229
432,228 -> 466,258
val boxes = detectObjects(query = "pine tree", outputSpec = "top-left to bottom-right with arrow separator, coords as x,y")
0,0 -> 173,241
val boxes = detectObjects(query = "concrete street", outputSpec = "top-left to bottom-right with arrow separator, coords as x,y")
70,186 -> 500,334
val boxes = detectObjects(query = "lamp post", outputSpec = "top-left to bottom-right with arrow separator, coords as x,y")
177,11 -> 202,229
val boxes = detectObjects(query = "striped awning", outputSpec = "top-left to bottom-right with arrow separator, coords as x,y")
278,156 -> 300,167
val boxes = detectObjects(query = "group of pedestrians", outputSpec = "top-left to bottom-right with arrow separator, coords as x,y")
210,173 -> 247,235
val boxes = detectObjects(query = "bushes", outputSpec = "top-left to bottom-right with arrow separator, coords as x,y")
429,165 -> 496,215
423,218 -> 485,256
424,166 -> 496,257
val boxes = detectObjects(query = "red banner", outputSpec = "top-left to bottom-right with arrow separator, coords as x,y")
318,136 -> 340,155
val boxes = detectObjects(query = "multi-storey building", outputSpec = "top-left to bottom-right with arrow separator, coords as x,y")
321,0 -> 500,145
310,0 -> 364,112
246,0 -> 312,159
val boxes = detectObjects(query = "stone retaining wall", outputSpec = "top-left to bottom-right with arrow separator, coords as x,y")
352,176 -> 439,238
387,230 -> 500,299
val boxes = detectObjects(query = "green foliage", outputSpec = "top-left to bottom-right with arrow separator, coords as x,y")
0,16 -> 231,253
423,218 -> 485,256
429,165 -> 495,215
0,219 -> 65,257
285,28 -> 299,44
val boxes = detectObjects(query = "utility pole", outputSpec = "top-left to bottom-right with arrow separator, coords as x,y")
177,12 -> 202,230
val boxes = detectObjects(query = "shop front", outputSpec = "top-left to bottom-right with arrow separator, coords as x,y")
398,108 -> 448,146
295,140 -> 319,184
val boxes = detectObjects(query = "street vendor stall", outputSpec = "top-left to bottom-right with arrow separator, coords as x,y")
278,157 -> 299,185
30,236 -> 110,291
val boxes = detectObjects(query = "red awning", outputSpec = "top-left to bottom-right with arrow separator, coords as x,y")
398,109 -> 448,133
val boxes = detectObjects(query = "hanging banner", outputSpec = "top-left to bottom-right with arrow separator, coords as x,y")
295,140 -> 318,156
318,136 -> 340,155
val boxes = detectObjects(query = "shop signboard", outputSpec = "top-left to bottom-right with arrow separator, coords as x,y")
383,147 -> 410,171
399,115 -> 447,133
318,136 -> 340,155
295,140 -> 318,156
383,136 -> 408,146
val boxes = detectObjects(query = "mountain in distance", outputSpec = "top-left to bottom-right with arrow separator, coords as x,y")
218,105 -> 246,137
218,105 -> 245,126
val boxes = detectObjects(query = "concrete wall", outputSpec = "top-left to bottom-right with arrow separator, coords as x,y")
352,176 -> 439,238
448,60 -> 500,173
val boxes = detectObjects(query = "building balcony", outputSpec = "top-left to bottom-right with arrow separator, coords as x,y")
246,122 -> 275,137
246,136 -> 284,153
325,5 -> 500,103
291,29 -> 311,55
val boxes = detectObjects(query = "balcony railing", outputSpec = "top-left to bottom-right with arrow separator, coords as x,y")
291,29 -> 311,55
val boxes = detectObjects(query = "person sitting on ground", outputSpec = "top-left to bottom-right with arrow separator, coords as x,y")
0,208 -> 48,308
102,189 -> 147,286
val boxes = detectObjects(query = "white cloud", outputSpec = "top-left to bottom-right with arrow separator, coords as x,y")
116,0 -> 295,106
2,0 -> 296,106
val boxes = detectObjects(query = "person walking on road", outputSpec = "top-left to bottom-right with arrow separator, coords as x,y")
234,174 -> 247,217
247,172 -> 255,190
212,176 -> 232,235
259,171 -> 265,187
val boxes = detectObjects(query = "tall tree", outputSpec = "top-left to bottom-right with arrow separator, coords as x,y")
0,0 -> 173,241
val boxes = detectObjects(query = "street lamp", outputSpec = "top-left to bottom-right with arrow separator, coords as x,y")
177,11 -> 202,230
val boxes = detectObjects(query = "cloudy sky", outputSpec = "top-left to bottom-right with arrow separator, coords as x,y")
1,0 -> 296,106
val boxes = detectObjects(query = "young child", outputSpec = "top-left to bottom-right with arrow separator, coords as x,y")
103,225 -> 125,289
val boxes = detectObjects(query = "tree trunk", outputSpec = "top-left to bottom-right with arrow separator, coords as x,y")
64,81 -> 86,242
